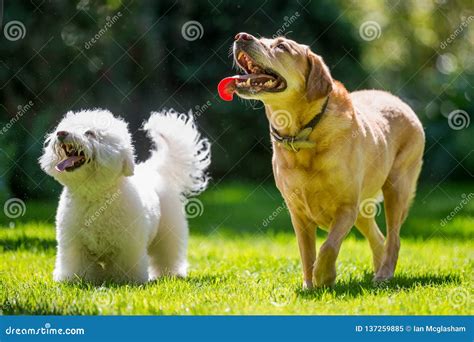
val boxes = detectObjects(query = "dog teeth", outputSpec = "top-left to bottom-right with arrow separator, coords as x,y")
264,80 -> 275,87
237,77 -> 278,89
61,142 -> 84,157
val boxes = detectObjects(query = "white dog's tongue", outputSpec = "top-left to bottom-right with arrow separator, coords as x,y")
55,156 -> 83,172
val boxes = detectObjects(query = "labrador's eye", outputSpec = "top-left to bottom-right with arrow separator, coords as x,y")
276,43 -> 288,51
84,130 -> 96,138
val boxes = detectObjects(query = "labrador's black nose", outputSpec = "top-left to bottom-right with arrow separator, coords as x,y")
56,131 -> 68,142
235,32 -> 254,42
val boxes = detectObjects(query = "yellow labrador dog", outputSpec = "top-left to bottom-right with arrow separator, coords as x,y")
219,33 -> 425,288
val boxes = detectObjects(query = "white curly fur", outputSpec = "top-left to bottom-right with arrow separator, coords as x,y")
39,108 -> 211,284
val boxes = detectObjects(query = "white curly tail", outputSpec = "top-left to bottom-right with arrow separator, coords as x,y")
143,109 -> 211,197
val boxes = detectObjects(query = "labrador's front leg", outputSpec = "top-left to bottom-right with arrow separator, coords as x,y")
288,209 -> 316,290
313,207 -> 357,287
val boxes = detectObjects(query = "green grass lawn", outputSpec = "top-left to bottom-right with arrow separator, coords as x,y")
0,182 -> 472,315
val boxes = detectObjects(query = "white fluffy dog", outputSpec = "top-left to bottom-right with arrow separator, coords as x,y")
39,109 -> 210,284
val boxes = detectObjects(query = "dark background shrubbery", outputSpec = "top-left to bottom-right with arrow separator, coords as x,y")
0,0 -> 472,202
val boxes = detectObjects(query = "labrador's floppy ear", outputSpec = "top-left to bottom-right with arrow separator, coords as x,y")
305,49 -> 333,102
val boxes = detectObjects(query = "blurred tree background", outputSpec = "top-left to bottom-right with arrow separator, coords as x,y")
0,0 -> 472,202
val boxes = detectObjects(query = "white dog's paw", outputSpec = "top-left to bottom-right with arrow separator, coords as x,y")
53,271 -> 78,283
148,263 -> 188,281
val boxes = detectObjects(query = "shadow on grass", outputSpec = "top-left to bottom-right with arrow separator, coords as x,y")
297,272 -> 461,300
57,274 -> 228,290
167,274 -> 228,287
0,236 -> 56,252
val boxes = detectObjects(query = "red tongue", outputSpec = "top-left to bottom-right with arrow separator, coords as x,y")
218,76 -> 238,101
55,156 -> 83,172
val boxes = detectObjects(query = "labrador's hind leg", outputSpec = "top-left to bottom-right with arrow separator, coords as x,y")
355,215 -> 385,274
375,159 -> 422,282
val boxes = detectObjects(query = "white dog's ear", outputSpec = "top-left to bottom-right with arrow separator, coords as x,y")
122,150 -> 135,176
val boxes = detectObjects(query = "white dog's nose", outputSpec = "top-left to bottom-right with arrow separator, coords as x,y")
57,131 -> 68,142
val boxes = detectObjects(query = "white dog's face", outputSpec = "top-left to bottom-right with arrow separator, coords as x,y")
40,109 -> 135,188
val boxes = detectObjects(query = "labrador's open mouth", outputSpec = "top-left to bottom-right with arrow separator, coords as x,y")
218,50 -> 287,101
55,143 -> 87,172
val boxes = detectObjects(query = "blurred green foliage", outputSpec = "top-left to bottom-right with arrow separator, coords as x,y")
0,0 -> 472,200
